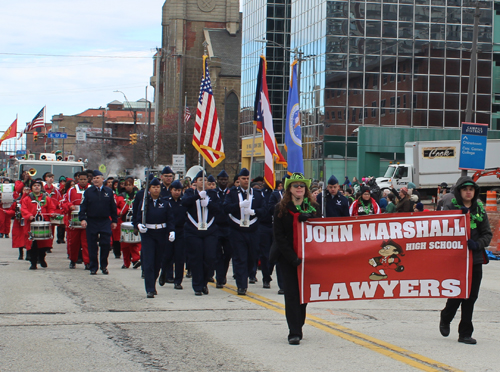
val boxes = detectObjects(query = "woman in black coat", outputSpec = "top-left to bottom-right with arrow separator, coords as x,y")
271,173 -> 319,345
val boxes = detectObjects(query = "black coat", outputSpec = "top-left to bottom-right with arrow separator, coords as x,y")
271,201 -> 319,265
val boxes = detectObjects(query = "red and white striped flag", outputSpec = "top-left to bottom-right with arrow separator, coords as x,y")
193,56 -> 225,167
253,56 -> 287,189
19,106 -> 45,138
184,106 -> 191,123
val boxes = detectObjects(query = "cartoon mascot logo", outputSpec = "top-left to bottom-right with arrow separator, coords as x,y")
368,239 -> 405,281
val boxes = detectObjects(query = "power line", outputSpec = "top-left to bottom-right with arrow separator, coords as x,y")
0,52 -> 153,59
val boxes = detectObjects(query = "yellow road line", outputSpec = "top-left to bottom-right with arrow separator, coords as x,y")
212,283 -> 462,372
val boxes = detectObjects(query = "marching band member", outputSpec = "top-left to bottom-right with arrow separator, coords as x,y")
43,172 -> 62,251
21,179 -> 56,270
271,173 -> 320,345
79,170 -> 118,275
182,170 -> 220,296
2,186 -> 31,259
14,170 -> 32,199
214,170 -> 232,288
133,178 -> 175,298
62,172 -> 91,270
159,180 -> 186,289
223,168 -> 266,296
117,177 -> 141,269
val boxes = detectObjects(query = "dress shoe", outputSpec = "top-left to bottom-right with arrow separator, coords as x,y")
194,291 -> 202,296
133,260 -> 141,269
202,286 -> 209,295
18,248 -> 24,260
121,265 -> 129,269
185,270 -> 192,278
249,277 -> 257,284
29,264 -> 37,270
166,278 -> 175,284
84,264 -> 90,270
439,322 -> 450,337
288,336 -> 300,345
174,284 -> 183,290
76,258 -> 83,264
458,336 -> 477,344
154,290 -> 158,295
69,261 -> 76,269
216,282 -> 224,289
146,292 -> 155,298
46,249 -> 52,253
159,273 -> 166,286
278,289 -> 285,295
263,281 -> 271,289
237,288 -> 247,296
40,259 -> 47,268
4,234 -> 8,238
101,268 -> 109,275
90,271 -> 97,275
208,277 -> 215,283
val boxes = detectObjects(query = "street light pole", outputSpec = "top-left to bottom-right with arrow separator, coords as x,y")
114,90 -> 138,165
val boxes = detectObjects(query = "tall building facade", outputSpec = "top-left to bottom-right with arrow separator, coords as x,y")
155,0 -> 241,175
241,0 -> 496,180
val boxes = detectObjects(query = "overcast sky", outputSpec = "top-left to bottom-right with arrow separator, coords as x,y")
0,0 -> 164,139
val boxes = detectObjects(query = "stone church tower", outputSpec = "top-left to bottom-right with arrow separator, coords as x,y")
155,0 -> 241,175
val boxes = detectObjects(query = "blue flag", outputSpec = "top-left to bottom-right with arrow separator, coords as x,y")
285,60 -> 304,174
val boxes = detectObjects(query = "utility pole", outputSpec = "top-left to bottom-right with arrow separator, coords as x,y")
101,110 -> 105,164
462,2 -> 480,176
153,49 -> 162,166
177,54 -> 183,155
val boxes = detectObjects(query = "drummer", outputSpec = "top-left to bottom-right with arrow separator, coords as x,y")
43,172 -> 62,252
117,177 -> 141,269
133,178 -> 175,298
21,179 -> 56,270
62,172 -> 91,270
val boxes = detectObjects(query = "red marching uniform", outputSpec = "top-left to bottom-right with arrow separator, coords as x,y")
62,184 -> 89,265
0,202 -> 11,236
21,193 -> 56,250
44,183 -> 62,247
115,194 -> 141,268
2,194 -> 29,248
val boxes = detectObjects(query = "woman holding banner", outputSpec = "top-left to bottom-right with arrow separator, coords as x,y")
271,173 -> 319,345
440,176 -> 492,345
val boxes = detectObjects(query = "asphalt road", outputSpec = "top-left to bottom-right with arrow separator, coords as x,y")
1,239 -> 499,372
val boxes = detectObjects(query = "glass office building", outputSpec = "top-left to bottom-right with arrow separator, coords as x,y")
242,0 -> 495,179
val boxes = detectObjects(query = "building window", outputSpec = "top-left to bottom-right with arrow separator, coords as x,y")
383,74 -> 388,85
371,101 -> 377,117
373,74 -> 378,89
364,108 -> 368,118
326,111 -> 330,120
390,96 -> 395,114
338,111 -> 342,120
403,94 -> 407,109
352,108 -> 356,122
413,94 -> 417,109
381,99 -> 386,116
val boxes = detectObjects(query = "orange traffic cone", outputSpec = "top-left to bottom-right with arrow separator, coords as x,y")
485,191 -> 497,212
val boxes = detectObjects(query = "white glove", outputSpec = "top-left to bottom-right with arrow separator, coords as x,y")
243,208 -> 255,216
138,224 -> 147,233
200,198 -> 209,207
199,190 -> 207,199
169,231 -> 175,242
239,199 -> 250,209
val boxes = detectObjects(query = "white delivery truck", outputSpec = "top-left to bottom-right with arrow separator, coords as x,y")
375,140 -> 500,200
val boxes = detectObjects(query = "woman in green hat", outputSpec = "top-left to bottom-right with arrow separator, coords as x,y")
271,173 -> 319,345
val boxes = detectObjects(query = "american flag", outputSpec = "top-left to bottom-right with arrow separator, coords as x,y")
184,106 -> 191,123
253,56 -> 287,189
193,56 -> 225,167
19,106 -> 45,139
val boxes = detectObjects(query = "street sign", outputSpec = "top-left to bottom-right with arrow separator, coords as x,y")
172,154 -> 185,174
16,150 -> 27,155
47,132 -> 68,139
459,122 -> 488,170
76,132 -> 87,142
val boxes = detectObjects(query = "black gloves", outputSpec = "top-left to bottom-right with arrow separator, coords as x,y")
292,257 -> 302,267
467,239 -> 479,251
461,207 -> 469,214
298,213 -> 313,222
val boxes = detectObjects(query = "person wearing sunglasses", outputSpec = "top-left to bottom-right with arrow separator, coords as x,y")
270,173 -> 319,345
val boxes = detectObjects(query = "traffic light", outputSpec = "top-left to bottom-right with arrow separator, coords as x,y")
33,131 -> 38,142
129,133 -> 138,145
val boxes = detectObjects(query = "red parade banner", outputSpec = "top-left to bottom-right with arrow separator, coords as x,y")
296,211 -> 471,304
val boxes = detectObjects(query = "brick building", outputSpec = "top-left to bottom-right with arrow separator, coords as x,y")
153,0 -> 241,176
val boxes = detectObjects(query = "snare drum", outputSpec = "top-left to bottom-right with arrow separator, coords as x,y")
120,222 -> 141,243
30,221 -> 52,240
70,211 -> 84,229
50,214 -> 65,225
